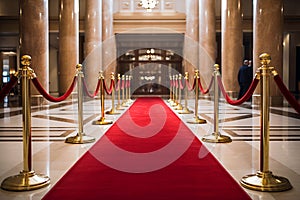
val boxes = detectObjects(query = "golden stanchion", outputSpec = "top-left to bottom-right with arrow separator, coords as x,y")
179,72 -> 193,114
1,55 -> 50,191
202,64 -> 232,143
168,75 -> 173,103
66,64 -> 95,144
125,75 -> 132,104
240,53 -> 292,192
187,70 -> 206,124
92,72 -> 113,125
127,75 -> 134,103
106,72 -> 120,115
174,74 -> 183,110
121,75 -> 129,107
115,73 -> 125,110
171,74 -> 178,107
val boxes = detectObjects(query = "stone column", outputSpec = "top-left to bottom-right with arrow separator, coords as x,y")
84,0 -> 102,91
221,0 -> 243,97
102,0 -> 115,76
20,0 -> 49,95
199,0 -> 217,86
185,0 -> 199,80
253,0 -> 284,106
58,0 -> 79,94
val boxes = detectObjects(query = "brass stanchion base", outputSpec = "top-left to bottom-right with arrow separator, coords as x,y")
171,102 -> 178,107
116,105 -> 125,110
174,103 -> 183,110
202,132 -> 232,143
93,117 -> 113,125
106,109 -> 120,115
240,171 -> 292,192
187,116 -> 207,124
1,171 -> 50,191
121,102 -> 129,107
65,133 -> 95,144
178,107 -> 193,114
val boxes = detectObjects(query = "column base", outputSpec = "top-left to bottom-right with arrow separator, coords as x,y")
65,133 -> 95,144
1,171 -> 50,191
202,132 -> 232,143
240,171 -> 292,192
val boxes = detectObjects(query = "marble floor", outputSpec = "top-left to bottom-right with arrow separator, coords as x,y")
0,96 -> 299,200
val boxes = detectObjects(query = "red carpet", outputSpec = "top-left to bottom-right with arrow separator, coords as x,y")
42,97 -> 251,200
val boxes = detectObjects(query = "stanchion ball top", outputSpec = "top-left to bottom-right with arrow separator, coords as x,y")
214,64 -> 220,70
21,55 -> 32,66
259,53 -> 271,65
76,64 -> 83,71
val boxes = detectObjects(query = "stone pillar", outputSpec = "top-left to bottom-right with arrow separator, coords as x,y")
253,0 -> 284,106
84,0 -> 102,91
185,0 -> 199,80
58,0 -> 79,94
102,0 -> 115,76
20,0 -> 49,95
199,0 -> 217,86
221,0 -> 243,97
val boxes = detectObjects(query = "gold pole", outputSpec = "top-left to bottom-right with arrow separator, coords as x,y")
1,55 -> 50,191
179,72 -> 193,114
65,64 -> 95,144
115,73 -> 124,110
174,74 -> 183,110
240,53 -> 292,192
171,75 -> 178,107
106,72 -> 120,115
168,75 -> 173,103
125,75 -> 131,104
93,71 -> 113,125
121,75 -> 128,107
202,64 -> 232,143
187,70 -> 206,124
128,75 -> 133,103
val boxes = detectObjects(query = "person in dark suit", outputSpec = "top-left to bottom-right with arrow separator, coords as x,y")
238,59 -> 253,100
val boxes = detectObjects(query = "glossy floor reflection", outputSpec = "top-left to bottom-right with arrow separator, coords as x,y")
0,97 -> 299,200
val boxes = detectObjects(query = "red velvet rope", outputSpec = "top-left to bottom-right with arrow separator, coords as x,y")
179,78 -> 184,90
32,76 -> 77,102
198,76 -> 213,94
125,79 -> 130,88
121,79 -> 125,90
274,75 -> 300,114
115,80 -> 120,92
103,79 -> 114,95
217,76 -> 259,105
175,78 -> 178,88
169,79 -> 173,88
0,75 -> 19,102
186,78 -> 196,91
82,78 -> 101,98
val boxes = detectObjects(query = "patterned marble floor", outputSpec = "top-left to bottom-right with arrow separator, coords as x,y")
0,96 -> 299,200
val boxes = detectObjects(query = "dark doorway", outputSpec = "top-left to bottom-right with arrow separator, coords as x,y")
116,33 -> 184,96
